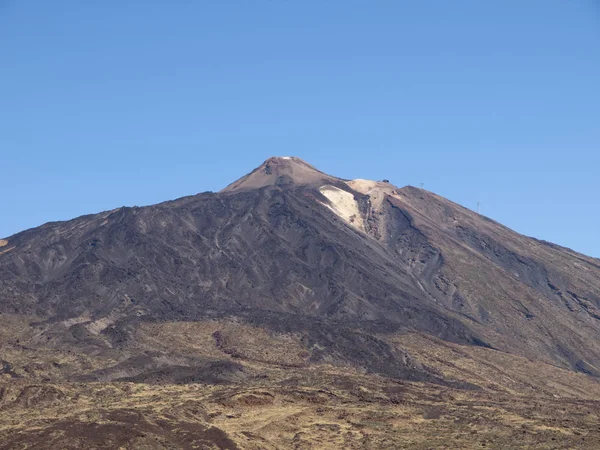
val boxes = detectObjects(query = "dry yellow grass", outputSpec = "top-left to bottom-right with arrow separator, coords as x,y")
136,321 -> 309,367
389,332 -> 600,400
3,316 -> 600,448
2,369 -> 600,449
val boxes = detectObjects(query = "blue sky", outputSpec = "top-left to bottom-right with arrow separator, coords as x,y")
1,1 -> 599,257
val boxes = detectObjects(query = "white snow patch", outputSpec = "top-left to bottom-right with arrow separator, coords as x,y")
319,185 -> 364,231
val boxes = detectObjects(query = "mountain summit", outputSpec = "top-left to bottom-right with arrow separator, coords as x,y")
221,156 -> 341,192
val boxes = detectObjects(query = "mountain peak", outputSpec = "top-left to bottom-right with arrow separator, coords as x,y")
221,156 -> 341,193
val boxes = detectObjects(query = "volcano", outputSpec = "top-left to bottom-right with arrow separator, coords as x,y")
2,157 -> 600,448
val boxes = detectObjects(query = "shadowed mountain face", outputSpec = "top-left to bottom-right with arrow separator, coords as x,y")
1,156 -> 600,378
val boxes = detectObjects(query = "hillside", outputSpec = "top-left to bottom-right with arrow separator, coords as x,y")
1,157 -> 600,448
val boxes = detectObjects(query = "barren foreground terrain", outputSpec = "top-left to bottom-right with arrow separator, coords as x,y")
2,316 -> 600,449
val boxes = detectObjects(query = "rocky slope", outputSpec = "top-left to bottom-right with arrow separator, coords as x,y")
2,156 -> 600,448
2,157 -> 599,373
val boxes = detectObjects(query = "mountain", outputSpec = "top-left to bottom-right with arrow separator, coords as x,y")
2,157 -> 600,448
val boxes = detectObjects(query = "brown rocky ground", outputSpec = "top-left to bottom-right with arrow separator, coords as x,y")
2,315 -> 600,449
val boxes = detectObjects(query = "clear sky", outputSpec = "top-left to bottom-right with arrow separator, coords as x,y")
1,1 -> 599,257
